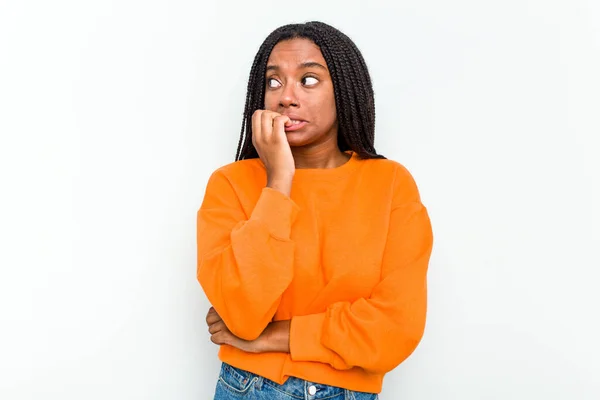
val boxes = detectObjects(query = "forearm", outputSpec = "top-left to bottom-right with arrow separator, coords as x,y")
256,320 -> 291,353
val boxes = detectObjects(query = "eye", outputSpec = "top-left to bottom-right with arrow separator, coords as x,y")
267,78 -> 281,88
302,76 -> 319,86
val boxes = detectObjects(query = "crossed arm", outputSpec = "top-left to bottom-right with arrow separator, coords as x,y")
205,306 -> 290,353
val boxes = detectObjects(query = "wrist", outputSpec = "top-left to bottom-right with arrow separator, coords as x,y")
267,173 -> 294,197
256,320 -> 291,353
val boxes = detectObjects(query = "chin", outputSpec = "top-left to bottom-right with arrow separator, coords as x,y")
285,132 -> 313,147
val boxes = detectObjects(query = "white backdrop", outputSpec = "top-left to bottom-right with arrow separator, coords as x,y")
1,0 -> 599,399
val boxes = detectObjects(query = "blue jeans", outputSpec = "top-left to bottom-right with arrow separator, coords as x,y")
213,362 -> 379,399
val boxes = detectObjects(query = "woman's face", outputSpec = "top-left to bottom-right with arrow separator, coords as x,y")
263,38 -> 338,148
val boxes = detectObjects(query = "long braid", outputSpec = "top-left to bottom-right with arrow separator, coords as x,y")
235,21 -> 385,161
316,24 -> 379,158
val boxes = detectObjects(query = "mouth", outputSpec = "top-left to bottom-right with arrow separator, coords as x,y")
284,119 -> 308,132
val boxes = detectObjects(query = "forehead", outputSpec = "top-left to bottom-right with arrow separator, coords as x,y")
267,38 -> 327,67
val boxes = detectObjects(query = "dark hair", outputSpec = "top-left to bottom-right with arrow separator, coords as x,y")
235,21 -> 385,161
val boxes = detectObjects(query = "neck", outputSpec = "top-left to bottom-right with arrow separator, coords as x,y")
291,141 -> 350,169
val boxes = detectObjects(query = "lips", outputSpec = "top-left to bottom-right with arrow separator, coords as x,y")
282,115 -> 308,132
284,119 -> 308,132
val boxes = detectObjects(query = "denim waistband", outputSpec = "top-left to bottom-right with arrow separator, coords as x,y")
217,362 -> 378,400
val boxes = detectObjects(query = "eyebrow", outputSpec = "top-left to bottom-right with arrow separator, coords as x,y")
266,62 -> 328,72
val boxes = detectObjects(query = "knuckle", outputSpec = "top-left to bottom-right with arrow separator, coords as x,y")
262,110 -> 277,119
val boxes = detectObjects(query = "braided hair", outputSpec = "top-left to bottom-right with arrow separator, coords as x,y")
235,21 -> 385,161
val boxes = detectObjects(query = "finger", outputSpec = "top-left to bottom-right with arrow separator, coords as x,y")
205,306 -> 215,317
211,330 -> 233,346
261,111 -> 280,142
208,320 -> 227,335
205,307 -> 221,326
210,332 -> 225,345
206,313 -> 223,326
273,116 -> 291,140
206,310 -> 223,326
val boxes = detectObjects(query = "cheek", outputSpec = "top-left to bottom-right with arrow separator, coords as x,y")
328,97 -> 337,122
322,87 -> 337,118
263,93 -> 276,110
313,94 -> 337,126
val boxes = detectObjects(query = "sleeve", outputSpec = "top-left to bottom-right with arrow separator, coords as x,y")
289,167 -> 433,374
197,169 -> 300,340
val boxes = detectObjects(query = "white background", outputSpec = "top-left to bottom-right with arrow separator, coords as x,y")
1,0 -> 599,399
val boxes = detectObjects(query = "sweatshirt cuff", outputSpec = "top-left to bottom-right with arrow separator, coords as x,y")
289,312 -> 329,364
250,187 -> 300,240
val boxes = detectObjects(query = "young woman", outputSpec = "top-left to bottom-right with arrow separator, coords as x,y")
197,21 -> 433,399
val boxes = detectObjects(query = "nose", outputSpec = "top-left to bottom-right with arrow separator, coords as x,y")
279,82 -> 298,108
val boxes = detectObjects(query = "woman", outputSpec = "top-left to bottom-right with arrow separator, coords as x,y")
197,21 -> 433,399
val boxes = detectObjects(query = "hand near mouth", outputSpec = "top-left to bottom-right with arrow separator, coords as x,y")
251,109 -> 296,196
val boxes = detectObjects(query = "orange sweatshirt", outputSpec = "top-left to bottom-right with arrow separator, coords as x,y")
197,151 -> 433,393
